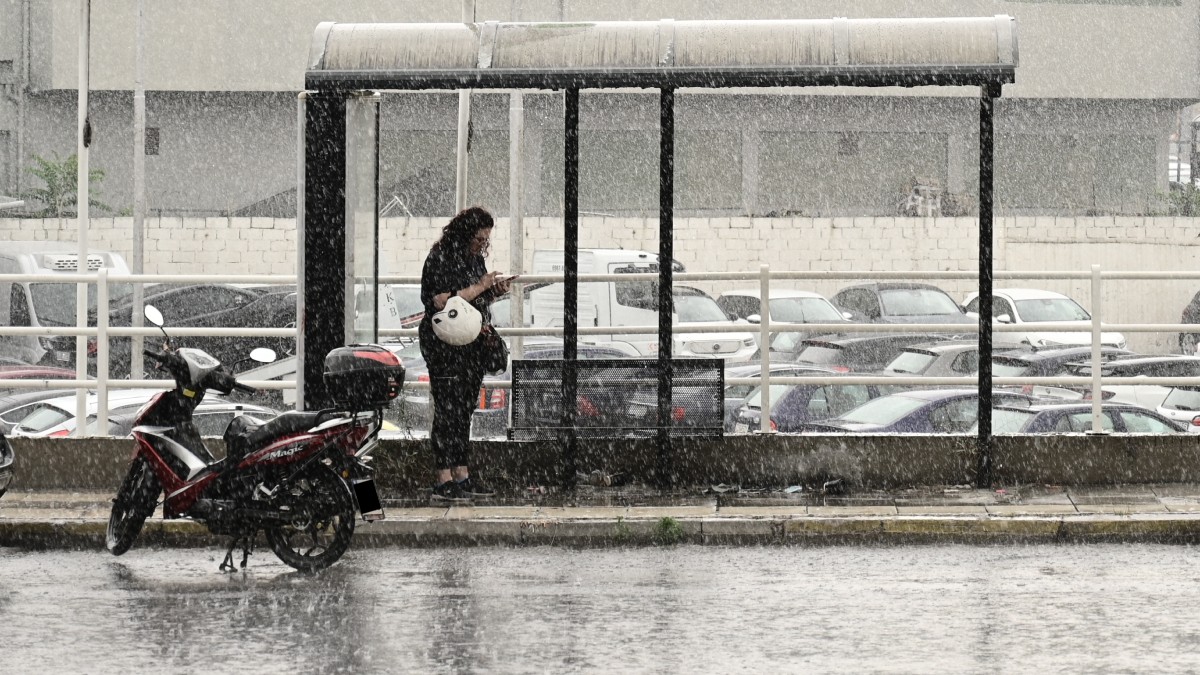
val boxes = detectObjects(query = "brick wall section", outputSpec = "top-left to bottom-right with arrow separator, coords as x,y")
4,215 -> 1198,352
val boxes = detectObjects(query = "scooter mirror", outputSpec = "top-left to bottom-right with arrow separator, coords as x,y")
249,347 -> 277,364
144,305 -> 164,327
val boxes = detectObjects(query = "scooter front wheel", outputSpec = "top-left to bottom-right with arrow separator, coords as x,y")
264,467 -> 356,572
106,457 -> 161,555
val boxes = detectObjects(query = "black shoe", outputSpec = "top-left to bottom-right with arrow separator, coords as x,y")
431,480 -> 471,504
457,477 -> 495,498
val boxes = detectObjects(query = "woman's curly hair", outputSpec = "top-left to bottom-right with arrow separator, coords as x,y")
432,206 -> 494,258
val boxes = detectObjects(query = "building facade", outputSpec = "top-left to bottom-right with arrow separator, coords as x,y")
0,0 -> 1197,218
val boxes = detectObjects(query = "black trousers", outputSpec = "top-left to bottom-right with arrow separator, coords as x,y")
428,357 -> 485,471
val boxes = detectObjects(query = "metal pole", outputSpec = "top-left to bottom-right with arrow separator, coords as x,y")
96,267 -> 108,432
509,91 -> 525,359
130,0 -> 145,381
656,87 -> 675,489
295,91 -> 308,410
453,0 -> 475,212
1090,264 -> 1104,431
74,0 -> 90,436
758,263 -> 773,434
975,82 -> 999,486
561,88 -> 579,492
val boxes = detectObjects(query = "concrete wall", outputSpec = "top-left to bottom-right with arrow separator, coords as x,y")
4,214 -> 1200,353
13,434 -> 1200,493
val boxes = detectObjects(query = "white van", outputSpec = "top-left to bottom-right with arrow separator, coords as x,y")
528,249 -> 757,362
0,242 -> 133,365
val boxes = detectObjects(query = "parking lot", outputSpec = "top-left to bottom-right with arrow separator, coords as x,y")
4,266 -> 1200,444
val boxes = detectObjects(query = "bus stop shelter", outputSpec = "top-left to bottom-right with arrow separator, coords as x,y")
300,16 -> 1019,487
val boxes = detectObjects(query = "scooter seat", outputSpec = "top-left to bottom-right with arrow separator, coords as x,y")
224,410 -> 325,460
243,411 -> 325,449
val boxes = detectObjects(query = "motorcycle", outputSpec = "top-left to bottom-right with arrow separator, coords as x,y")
106,305 -> 401,572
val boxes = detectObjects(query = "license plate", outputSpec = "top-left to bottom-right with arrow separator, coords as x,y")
54,350 -> 71,362
627,403 -> 647,418
734,421 -> 749,433
352,479 -> 385,522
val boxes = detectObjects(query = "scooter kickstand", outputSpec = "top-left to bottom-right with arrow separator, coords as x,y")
219,539 -> 239,573
239,538 -> 253,570
218,537 -> 253,573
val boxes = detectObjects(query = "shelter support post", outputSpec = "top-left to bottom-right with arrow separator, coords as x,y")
975,82 -> 1000,487
302,93 -> 348,409
560,88 -> 579,492
656,87 -> 675,490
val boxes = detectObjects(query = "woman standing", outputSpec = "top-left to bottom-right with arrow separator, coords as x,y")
420,207 -> 512,502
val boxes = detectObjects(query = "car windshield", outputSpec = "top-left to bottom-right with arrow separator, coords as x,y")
392,286 -> 424,319
14,405 -> 70,433
838,395 -> 928,425
794,344 -> 844,365
991,358 -> 1032,377
982,408 -> 1037,433
772,331 -> 804,353
1162,387 -> 1200,411
771,297 -> 844,323
675,295 -> 730,323
1014,298 -> 1090,322
30,282 -> 135,326
884,350 -> 936,375
879,289 -> 962,317
745,384 -> 794,408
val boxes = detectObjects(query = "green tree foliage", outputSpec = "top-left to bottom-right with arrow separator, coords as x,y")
20,152 -> 111,217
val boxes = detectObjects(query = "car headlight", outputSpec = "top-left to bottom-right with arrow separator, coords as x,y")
742,337 -> 756,347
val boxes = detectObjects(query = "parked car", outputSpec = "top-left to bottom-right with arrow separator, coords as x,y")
962,288 -> 1126,349
0,428 -> 12,498
984,402 -> 1185,434
52,283 -> 297,378
731,370 -> 885,433
776,332 -> 948,372
989,345 -> 1136,400
1066,355 -> 1200,410
880,339 -> 979,378
1177,289 -> 1200,354
831,282 -> 974,328
8,388 -> 281,438
0,362 -> 79,393
798,388 -> 1038,433
0,388 -> 77,434
721,362 -> 839,431
389,283 -> 424,328
1156,386 -> 1200,432
396,340 -> 632,439
528,249 -> 757,362
715,288 -> 851,351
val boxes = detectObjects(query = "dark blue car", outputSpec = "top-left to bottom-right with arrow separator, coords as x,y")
0,429 -> 12,498
731,370 -> 885,433
799,388 -> 1037,434
984,402 -> 1184,434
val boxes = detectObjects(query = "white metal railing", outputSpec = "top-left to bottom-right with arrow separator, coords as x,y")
2,266 -> 1200,436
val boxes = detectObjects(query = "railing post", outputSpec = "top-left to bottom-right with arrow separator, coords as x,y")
758,263 -> 773,434
1090,264 -> 1105,433
96,267 -> 108,436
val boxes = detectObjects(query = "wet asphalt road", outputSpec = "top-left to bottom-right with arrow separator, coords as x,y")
3,544 -> 1200,674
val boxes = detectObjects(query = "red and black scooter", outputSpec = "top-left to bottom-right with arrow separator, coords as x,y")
106,305 -> 401,572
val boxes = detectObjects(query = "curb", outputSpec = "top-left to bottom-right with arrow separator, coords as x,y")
5,514 -> 1200,549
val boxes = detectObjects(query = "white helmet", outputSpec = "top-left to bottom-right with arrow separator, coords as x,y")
431,295 -> 482,346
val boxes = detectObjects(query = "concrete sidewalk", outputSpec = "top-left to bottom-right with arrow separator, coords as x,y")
6,483 -> 1200,548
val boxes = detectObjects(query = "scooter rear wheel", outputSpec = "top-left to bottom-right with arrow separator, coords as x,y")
264,467 -> 356,572
106,457 -> 161,555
